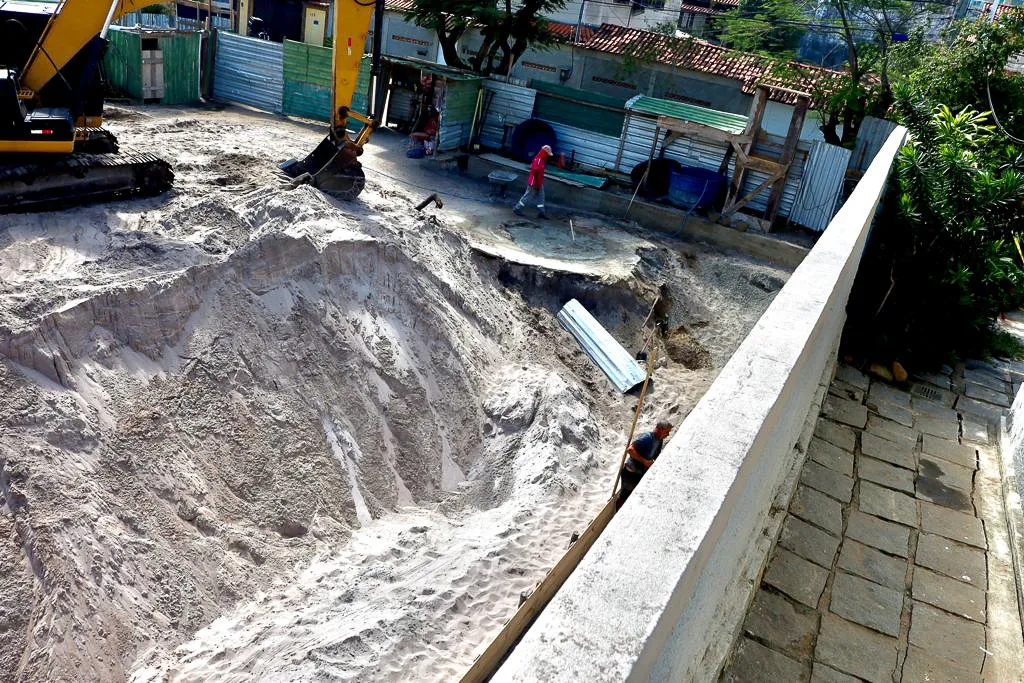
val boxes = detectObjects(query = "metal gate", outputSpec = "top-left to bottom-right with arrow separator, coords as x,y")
214,31 -> 283,113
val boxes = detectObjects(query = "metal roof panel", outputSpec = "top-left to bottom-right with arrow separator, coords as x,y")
557,299 -> 646,393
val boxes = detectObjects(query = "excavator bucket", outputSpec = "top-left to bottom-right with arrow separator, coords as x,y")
280,134 -> 366,202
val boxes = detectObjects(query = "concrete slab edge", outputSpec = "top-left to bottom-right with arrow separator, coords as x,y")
998,411 -> 1024,635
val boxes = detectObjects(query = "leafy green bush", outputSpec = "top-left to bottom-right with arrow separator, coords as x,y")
845,105 -> 1024,367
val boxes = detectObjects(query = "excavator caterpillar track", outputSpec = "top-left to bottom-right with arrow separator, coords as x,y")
0,149 -> 173,212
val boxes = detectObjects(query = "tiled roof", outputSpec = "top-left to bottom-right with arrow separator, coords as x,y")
546,20 -> 595,43
980,1 -> 1020,17
577,23 -> 844,105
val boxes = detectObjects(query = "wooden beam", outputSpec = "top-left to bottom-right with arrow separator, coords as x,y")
724,86 -> 768,214
764,94 -> 809,226
459,498 -> 619,683
655,116 -> 752,146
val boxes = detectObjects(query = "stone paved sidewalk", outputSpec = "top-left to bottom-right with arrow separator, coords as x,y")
723,362 -> 1024,682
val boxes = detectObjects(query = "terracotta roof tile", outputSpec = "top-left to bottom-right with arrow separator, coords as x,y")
578,23 -> 844,105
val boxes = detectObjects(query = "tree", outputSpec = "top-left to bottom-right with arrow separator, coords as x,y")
408,0 -> 567,77
720,0 -> 932,145
844,17 -> 1024,366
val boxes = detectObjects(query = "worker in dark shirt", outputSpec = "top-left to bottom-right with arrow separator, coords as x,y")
617,421 -> 673,509
513,144 -> 552,219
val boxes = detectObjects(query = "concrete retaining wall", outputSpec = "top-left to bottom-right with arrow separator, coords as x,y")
492,126 -> 909,682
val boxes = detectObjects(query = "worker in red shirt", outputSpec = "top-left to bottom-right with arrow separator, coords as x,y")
514,144 -> 552,220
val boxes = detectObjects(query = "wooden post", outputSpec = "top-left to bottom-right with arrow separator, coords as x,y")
764,94 -> 809,226
724,86 -> 768,213
614,110 -> 631,173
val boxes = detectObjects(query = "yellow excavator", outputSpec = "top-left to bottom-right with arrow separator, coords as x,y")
0,0 -> 383,210
0,0 -> 175,210
280,0 -> 382,200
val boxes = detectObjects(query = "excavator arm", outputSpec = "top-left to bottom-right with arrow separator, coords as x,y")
280,0 -> 382,200
22,0 -> 156,95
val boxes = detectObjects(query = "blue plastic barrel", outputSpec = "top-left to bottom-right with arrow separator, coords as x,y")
666,167 -> 726,210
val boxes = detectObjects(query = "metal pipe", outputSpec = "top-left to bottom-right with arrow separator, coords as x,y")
370,0 -> 385,118
415,193 -> 443,211
100,0 -> 122,39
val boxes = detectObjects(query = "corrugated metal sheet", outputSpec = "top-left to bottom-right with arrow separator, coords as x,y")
626,95 -> 748,134
543,121 -> 622,171
849,116 -> 900,173
438,78 -> 481,152
161,31 -> 201,105
789,141 -> 851,232
104,27 -> 143,98
214,31 -> 283,113
557,299 -> 646,393
480,80 -> 536,150
619,114 -> 807,217
114,12 -> 172,28
283,39 -> 332,121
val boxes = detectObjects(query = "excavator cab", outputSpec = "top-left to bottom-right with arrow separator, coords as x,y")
0,0 -> 172,211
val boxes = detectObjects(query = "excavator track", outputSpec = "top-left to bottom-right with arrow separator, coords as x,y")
0,149 -> 173,212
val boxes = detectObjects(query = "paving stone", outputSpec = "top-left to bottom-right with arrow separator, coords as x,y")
866,414 -> 917,445
822,395 -> 867,429
837,539 -> 907,590
915,371 -> 953,388
908,601 -> 986,673
764,547 -> 829,608
743,588 -> 818,658
868,382 -> 912,408
811,663 -> 861,683
920,501 -> 986,549
965,382 -> 1011,407
912,398 -> 959,422
960,418 -> 990,445
814,420 -> 856,453
780,514 -> 841,568
916,470 -> 973,514
724,636 -> 806,682
836,364 -> 870,391
859,456 -> 916,494
902,645 -> 983,682
829,570 -> 903,636
870,401 -> 914,428
860,481 -> 918,527
922,435 -> 977,470
919,455 -> 974,493
801,460 -> 854,503
861,432 -> 916,470
912,566 -> 986,623
846,510 -> 910,557
964,366 -> 1009,392
830,379 -> 865,403
957,396 -> 1005,423
815,613 -> 898,683
915,533 -> 987,589
790,485 -> 844,535
917,415 -> 960,440
808,436 -> 854,476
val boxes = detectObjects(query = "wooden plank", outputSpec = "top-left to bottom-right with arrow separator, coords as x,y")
743,155 -> 786,175
460,498 -> 618,683
725,86 -> 767,212
765,94 -> 809,225
656,116 -> 752,145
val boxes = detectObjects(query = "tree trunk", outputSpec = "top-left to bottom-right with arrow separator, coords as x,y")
436,23 -> 467,69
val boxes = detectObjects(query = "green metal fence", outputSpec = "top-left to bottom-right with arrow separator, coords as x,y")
532,81 -> 626,137
103,27 -> 200,105
283,40 -> 371,121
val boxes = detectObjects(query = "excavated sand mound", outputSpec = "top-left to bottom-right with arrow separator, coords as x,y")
0,107 -> 790,681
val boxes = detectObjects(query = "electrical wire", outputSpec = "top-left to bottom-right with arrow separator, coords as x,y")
986,72 -> 1024,144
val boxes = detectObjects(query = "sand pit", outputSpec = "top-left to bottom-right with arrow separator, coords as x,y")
0,105 -> 790,681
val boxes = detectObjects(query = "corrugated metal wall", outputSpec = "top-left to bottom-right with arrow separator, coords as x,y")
114,12 -> 230,30
160,31 -> 201,105
438,79 -> 481,152
104,28 -> 143,98
620,114 -> 808,217
545,121 -> 622,170
849,116 -> 900,173
283,39 -> 332,121
214,31 -> 283,113
789,141 -> 852,232
480,80 -> 535,150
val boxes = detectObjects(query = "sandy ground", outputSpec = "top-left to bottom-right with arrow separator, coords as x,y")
0,104 -> 790,681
